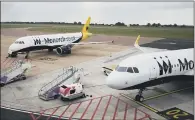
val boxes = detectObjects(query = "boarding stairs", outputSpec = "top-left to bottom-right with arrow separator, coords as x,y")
0,60 -> 31,85
38,66 -> 84,101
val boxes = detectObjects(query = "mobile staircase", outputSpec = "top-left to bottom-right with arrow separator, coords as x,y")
0,60 -> 31,86
38,66 -> 84,101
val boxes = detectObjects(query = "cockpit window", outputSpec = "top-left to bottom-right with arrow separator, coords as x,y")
15,41 -> 24,44
133,67 -> 139,73
115,66 -> 127,72
127,67 -> 133,73
115,65 -> 139,73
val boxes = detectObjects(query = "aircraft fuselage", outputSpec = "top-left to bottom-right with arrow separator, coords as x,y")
106,48 -> 194,90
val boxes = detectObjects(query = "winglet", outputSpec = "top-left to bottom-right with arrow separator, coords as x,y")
134,35 -> 140,47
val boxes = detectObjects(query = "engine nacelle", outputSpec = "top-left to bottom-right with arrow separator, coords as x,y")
56,45 -> 72,55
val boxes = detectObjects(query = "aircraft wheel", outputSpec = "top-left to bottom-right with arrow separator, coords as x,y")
135,95 -> 144,102
140,96 -> 144,102
82,93 -> 86,98
22,76 -> 26,80
48,48 -> 53,52
25,55 -> 28,59
9,52 -> 17,57
21,75 -> 26,80
67,50 -> 71,54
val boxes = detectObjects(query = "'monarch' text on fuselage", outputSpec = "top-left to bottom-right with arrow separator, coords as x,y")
155,57 -> 194,76
33,36 -> 78,45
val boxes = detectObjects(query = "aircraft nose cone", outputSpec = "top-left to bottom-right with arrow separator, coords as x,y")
9,44 -> 13,49
106,76 -> 116,89
106,71 -> 124,90
8,44 -> 15,54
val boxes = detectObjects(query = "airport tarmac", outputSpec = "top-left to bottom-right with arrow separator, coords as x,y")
1,28 -> 194,119
1,46 -> 194,120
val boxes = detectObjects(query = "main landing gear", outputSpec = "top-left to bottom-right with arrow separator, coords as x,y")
48,48 -> 53,52
135,88 -> 145,102
67,49 -> 71,54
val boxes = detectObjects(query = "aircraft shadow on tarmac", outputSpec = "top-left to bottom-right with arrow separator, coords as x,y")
141,38 -> 194,50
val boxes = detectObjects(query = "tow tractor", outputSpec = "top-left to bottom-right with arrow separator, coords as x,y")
59,82 -> 86,101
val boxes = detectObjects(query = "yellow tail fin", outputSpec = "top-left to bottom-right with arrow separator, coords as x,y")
135,35 -> 140,46
82,16 -> 91,33
81,17 -> 92,40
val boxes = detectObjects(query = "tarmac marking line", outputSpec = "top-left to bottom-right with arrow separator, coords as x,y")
113,98 -> 120,120
46,107 -> 60,120
102,95 -> 112,120
90,97 -> 103,120
57,104 -> 71,120
80,99 -> 93,120
69,102 -> 82,120
120,93 -> 159,113
120,86 -> 194,120
123,103 -> 128,120
144,86 -> 194,101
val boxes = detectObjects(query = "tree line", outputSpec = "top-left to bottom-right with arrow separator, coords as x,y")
1,21 -> 193,28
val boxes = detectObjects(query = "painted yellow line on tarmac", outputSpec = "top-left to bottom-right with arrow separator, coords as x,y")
120,93 -> 159,113
144,86 -> 194,101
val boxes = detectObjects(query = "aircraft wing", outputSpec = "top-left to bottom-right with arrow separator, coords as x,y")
134,35 -> 167,53
70,40 -> 114,45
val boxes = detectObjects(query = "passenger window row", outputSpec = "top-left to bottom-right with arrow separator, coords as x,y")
115,65 -> 139,73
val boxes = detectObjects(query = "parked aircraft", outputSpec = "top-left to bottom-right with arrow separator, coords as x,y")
7,17 -> 113,58
106,35 -> 194,102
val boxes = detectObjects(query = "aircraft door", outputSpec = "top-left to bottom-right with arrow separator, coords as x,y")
149,66 -> 157,80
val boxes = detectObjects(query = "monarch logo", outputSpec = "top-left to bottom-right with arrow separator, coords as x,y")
33,37 -> 77,45
34,39 -> 41,45
156,59 -> 172,76
178,58 -> 194,71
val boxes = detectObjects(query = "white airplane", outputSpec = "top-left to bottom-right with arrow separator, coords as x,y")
106,35 -> 194,102
7,17 -> 113,59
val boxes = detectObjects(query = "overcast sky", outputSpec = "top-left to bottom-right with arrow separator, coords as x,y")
1,2 -> 194,25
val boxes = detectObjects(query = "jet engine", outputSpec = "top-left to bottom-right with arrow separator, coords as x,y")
56,45 -> 73,55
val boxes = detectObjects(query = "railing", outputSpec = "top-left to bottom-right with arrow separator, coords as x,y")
1,62 -> 23,84
0,60 -> 32,85
1,60 -> 23,76
38,66 -> 83,101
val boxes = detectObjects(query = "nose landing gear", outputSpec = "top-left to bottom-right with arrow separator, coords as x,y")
7,52 -> 18,58
25,52 -> 29,59
135,88 -> 145,102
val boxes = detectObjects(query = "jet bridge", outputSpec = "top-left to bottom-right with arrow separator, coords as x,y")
0,60 -> 32,86
38,66 -> 84,101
